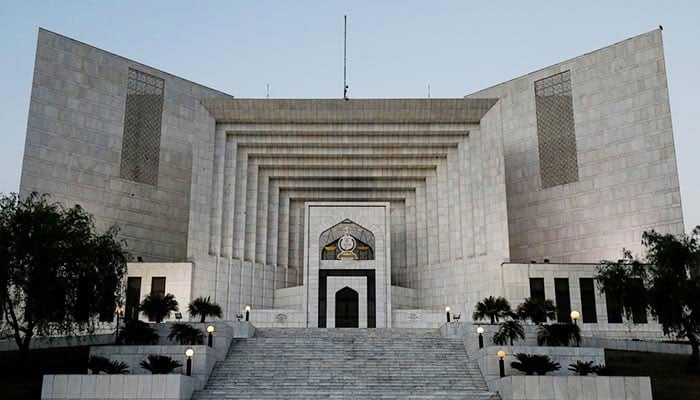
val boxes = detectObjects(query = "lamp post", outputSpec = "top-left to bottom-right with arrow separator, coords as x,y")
185,348 -> 194,376
477,326 -> 485,349
207,325 -> 215,348
445,306 -> 451,323
570,310 -> 581,347
570,310 -> 580,326
497,350 -> 506,377
114,305 -> 124,344
245,305 -> 251,322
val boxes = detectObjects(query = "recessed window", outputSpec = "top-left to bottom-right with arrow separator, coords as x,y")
554,278 -> 571,323
529,278 -> 545,301
579,278 -> 598,323
605,291 -> 623,324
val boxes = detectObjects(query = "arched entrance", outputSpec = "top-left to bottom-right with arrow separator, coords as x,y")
335,287 -> 359,328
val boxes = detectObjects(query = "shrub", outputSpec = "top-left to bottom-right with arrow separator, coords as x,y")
472,296 -> 515,324
568,360 -> 597,376
168,322 -> 204,345
140,355 -> 182,374
511,353 -> 561,375
536,323 -> 581,347
87,355 -> 111,374
140,293 -> 179,323
87,355 -> 129,374
493,319 -> 525,346
188,296 -> 223,323
516,297 -> 556,324
118,319 -> 159,345
593,364 -> 613,376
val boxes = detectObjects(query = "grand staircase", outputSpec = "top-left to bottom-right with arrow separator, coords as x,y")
194,328 -> 498,400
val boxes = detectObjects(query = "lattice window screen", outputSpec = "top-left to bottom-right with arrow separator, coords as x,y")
535,70 -> 579,188
119,68 -> 165,186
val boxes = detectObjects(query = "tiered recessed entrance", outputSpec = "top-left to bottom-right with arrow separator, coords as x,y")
305,203 -> 392,328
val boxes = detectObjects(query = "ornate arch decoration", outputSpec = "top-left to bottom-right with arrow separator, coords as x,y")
320,219 -> 375,261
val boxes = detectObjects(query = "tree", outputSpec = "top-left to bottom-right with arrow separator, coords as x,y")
187,296 -> 222,323
493,319 -> 525,345
516,297 -> 556,324
140,293 -> 178,323
472,296 -> 514,324
0,192 -> 128,358
597,228 -> 700,366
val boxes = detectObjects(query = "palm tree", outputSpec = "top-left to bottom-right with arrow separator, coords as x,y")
118,319 -> 159,345
140,355 -> 182,374
187,296 -> 223,323
516,297 -> 556,324
472,296 -> 514,324
493,319 -> 526,345
167,322 -> 204,345
139,293 -> 179,323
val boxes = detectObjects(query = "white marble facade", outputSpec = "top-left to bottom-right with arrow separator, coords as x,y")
19,28 -> 685,332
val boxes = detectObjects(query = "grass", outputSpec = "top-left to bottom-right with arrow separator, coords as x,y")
605,349 -> 700,400
0,346 -> 90,400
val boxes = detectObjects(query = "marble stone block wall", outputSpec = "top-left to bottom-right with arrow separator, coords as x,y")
467,28 -> 685,263
20,29 -> 231,262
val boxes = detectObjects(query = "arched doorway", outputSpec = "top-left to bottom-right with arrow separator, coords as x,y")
335,287 -> 359,328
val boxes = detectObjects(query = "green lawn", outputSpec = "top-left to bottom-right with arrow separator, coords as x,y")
605,349 -> 700,400
0,346 -> 90,400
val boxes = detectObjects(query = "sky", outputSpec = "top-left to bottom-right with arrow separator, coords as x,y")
0,1 -> 698,232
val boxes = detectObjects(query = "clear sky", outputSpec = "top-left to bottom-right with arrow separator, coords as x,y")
0,1 -> 698,231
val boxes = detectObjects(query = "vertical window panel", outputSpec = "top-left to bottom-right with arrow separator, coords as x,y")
554,278 -> 571,323
579,278 -> 598,323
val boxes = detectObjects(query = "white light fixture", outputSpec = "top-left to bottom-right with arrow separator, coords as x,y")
207,325 -> 215,333
445,306 -> 451,313
497,349 -> 507,377
185,348 -> 194,358
477,326 -> 485,335
570,310 -> 580,321
245,305 -> 251,312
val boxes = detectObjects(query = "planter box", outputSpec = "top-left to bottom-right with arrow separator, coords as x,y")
491,375 -> 652,400
41,374 -> 197,399
475,346 -> 605,380
90,345 -> 216,389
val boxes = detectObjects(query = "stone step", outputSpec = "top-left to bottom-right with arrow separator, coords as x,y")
193,328 -> 496,400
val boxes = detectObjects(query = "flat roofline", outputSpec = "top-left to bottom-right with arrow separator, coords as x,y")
502,261 -> 652,266
465,28 -> 662,97
200,98 -> 498,124
37,28 -> 234,98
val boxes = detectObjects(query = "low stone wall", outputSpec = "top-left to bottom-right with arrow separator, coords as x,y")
392,309 -> 446,328
242,309 -> 304,328
152,321 -> 234,354
490,375 -> 652,400
90,345 -> 217,389
0,333 -> 114,352
41,374 -> 197,399
581,336 -> 691,355
474,346 -> 605,381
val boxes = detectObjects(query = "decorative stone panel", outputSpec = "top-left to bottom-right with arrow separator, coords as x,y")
535,70 -> 579,188
119,68 -> 165,185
